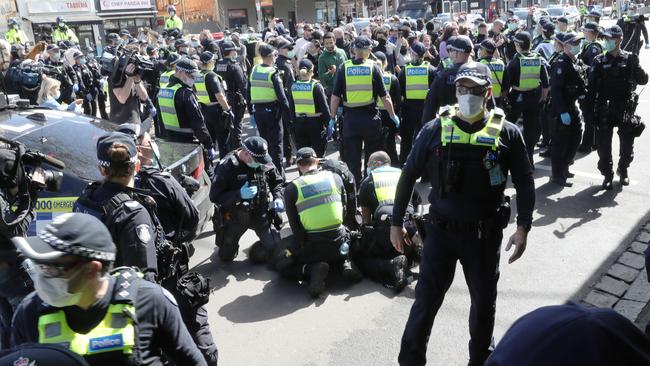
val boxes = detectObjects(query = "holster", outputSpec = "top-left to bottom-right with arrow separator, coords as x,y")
176,272 -> 211,311
497,196 -> 511,229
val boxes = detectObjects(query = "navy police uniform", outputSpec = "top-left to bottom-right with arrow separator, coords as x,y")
215,41 -> 248,151
276,42 -> 297,165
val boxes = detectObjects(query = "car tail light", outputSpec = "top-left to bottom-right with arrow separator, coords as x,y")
193,150 -> 204,180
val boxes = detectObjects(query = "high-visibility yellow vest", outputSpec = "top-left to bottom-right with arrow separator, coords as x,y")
371,166 -> 401,207
52,27 -> 78,43
441,108 -> 505,150
517,53 -> 542,91
479,58 -> 505,98
404,62 -> 430,100
5,28 -> 27,44
249,64 -> 278,104
377,72 -> 392,110
343,59 -> 374,107
293,170 -> 343,233
158,83 -> 192,133
441,58 -> 453,69
159,70 -> 174,88
291,79 -> 321,117
165,16 -> 183,30
195,70 -> 222,104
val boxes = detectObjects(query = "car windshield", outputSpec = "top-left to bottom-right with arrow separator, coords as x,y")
547,7 -> 565,16
514,10 -> 529,19
399,9 -> 427,18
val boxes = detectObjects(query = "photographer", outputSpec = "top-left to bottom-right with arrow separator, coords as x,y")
0,144 -> 46,348
109,49 -> 150,124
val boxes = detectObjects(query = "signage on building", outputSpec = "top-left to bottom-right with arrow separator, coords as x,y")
26,0 -> 92,13
156,0 -> 216,23
228,9 -> 247,18
100,0 -> 151,10
260,0 -> 273,7
0,0 -> 16,18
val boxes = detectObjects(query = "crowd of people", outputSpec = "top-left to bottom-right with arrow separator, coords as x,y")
0,2 -> 649,365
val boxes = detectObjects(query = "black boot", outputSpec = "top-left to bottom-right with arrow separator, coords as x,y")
617,168 -> 630,186
218,239 -> 239,262
341,258 -> 363,282
550,176 -> 573,187
385,255 -> 408,293
306,262 -> 329,298
602,175 -> 614,190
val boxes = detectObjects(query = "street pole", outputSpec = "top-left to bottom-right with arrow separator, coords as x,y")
256,0 -> 263,31
383,0 -> 388,18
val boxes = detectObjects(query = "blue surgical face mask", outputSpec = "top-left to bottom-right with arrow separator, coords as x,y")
79,58 -> 87,65
570,44 -> 581,55
604,39 -> 617,52
287,50 -> 296,59
247,161 -> 262,169
507,23 -> 518,31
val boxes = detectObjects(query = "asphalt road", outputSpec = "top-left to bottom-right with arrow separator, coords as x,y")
188,18 -> 650,365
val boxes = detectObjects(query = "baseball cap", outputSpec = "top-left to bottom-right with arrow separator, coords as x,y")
543,22 -> 557,33
46,44 -> 60,52
259,43 -> 277,57
513,31 -> 532,45
96,131 -> 138,168
242,136 -> 272,164
199,51 -> 217,64
298,59 -> 313,70
603,25 -> 623,38
296,147 -> 317,162
449,36 -> 473,53
221,40 -> 236,53
12,213 -> 116,262
410,41 -> 426,57
116,119 -> 153,141
479,39 -> 497,53
353,35 -> 372,50
276,38 -> 293,50
175,58 -> 201,78
455,61 -> 492,86
374,51 -> 387,63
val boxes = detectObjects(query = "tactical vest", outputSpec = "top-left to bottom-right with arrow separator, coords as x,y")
195,70 -> 222,104
430,108 -> 507,201
52,28 -> 69,43
165,16 -> 182,30
517,53 -> 542,91
371,166 -> 401,209
157,83 -> 192,134
291,79 -> 321,117
343,59 -> 374,107
404,62 -> 430,100
159,70 -> 173,88
377,72 -> 392,110
293,170 -> 343,233
249,64 -> 278,103
479,58 -> 505,98
37,267 -> 142,365
5,28 -> 27,44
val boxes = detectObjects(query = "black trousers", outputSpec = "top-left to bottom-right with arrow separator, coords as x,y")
551,111 -> 582,179
97,90 -> 109,120
282,114 -> 295,163
399,104 -> 424,165
379,110 -> 399,166
202,105 -> 230,159
343,111 -> 382,184
597,124 -> 636,177
294,116 -> 327,157
508,89 -> 542,165
229,103 -> 246,151
579,99 -> 597,150
399,221 -> 502,366
215,208 -> 281,261
254,105 -> 284,177
82,92 -> 98,117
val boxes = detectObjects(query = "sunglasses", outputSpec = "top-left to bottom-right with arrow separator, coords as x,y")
33,260 -> 86,278
457,85 -> 488,96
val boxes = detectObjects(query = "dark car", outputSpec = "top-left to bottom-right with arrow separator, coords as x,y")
0,106 -> 213,238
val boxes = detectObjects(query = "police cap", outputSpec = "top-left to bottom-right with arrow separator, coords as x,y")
175,58 -> 201,77
603,25 -> 623,38
106,33 -> 119,42
174,39 -> 189,48
558,31 -> 583,45
46,44 -> 60,52
513,31 -> 532,46
582,22 -> 600,33
449,36 -> 473,53
299,58 -> 313,70
146,44 -> 158,55
295,147 -> 317,163
242,136 -> 272,164
353,35 -> 372,50
588,9 -> 603,18
479,39 -> 497,53
119,29 -> 130,36
543,22 -> 556,34
116,119 -> 152,141
0,343 -> 91,366
166,52 -> 181,65
259,43 -> 277,57
221,40 -> 237,53
276,38 -> 293,50
96,131 -> 138,168
455,61 -> 491,86
13,212 -> 116,262
373,51 -> 387,63
410,41 -> 426,57
199,51 -> 217,64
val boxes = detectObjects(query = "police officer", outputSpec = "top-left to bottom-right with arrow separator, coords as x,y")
116,123 -> 219,366
397,41 -> 436,164
247,44 -> 292,177
103,33 -> 120,55
277,147 -> 362,298
578,22 -> 604,154
289,59 -> 330,157
504,31 -> 550,165
10,213 -> 208,365
216,41 -> 248,151
71,50 -> 96,116
532,22 -> 557,61
421,36 -> 473,124
210,136 -> 284,263
74,132 -> 159,282
549,32 -> 587,187
165,5 -> 184,31
175,39 -> 190,57
478,39 -> 508,109
276,38 -> 297,167
539,34 -> 565,155
356,151 -> 421,292
197,51 -> 234,158
43,43 -> 78,104
329,35 -> 399,184
557,16 -> 569,33
586,9 -> 602,24
52,17 -> 78,44
4,18 -> 28,45
157,58 -> 217,163
617,4 -> 649,55
588,25 -> 648,189
374,51 -> 401,166
159,52 -> 181,88
391,62 -> 535,366
503,17 -> 521,61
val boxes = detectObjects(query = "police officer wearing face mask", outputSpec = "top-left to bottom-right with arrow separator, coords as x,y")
72,50 -> 96,116
165,5 -> 183,31
577,22 -> 604,154
478,39 -> 508,109
4,18 -> 27,46
588,25 -> 648,189
397,41 -> 436,165
104,33 -> 120,55
210,136 -> 284,263
43,44 -> 78,105
390,62 -> 535,366
158,58 -> 217,164
52,17 -> 79,44
549,32 -> 587,187
216,41 -> 248,151
10,213 -> 207,366
276,38 -> 298,167
504,31 -> 550,166
617,4 -> 649,56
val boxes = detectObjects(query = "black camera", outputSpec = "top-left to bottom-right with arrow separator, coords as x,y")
0,138 -> 65,193
100,47 -> 154,83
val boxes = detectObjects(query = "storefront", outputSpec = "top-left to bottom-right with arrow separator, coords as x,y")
96,0 -> 157,41
16,0 -> 102,49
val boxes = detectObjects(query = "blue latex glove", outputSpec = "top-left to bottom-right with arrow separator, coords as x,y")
85,93 -> 93,102
391,115 -> 400,128
73,84 -> 79,93
207,147 -> 217,161
149,106 -> 157,118
327,118 -> 335,139
249,114 -> 256,127
240,181 -> 258,199
337,106 -> 343,115
560,112 -> 571,126
273,198 -> 285,213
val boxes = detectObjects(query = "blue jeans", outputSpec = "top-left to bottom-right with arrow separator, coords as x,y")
0,260 -> 33,348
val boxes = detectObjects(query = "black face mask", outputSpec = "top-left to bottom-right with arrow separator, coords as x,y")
377,38 -> 387,46
336,38 -> 345,48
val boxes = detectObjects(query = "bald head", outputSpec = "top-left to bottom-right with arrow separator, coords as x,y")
367,151 -> 391,172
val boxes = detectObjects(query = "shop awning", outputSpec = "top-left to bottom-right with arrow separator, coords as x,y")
27,14 -> 103,24
96,9 -> 158,18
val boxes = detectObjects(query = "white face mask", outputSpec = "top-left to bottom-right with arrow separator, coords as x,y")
184,76 -> 195,87
33,266 -> 83,307
58,22 -> 65,28
457,94 -> 485,118
52,90 -> 61,100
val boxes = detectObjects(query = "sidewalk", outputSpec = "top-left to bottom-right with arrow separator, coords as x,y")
581,219 -> 650,327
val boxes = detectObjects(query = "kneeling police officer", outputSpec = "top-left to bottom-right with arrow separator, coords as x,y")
10,212 -> 207,365
210,136 -> 284,263
277,147 -> 362,298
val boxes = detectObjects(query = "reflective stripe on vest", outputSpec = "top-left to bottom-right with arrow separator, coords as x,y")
291,80 -> 321,117
343,59 -> 374,107
38,303 -> 136,356
479,58 -> 505,98
249,64 -> 278,103
157,84 -> 191,133
404,62 -> 430,100
377,73 -> 392,110
195,71 -> 212,104
159,70 -> 173,88
371,167 -> 401,207
440,108 -> 505,150
518,53 -> 542,91
293,171 -> 343,233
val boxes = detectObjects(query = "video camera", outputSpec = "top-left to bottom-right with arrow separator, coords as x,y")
100,46 -> 154,84
0,137 -> 65,193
